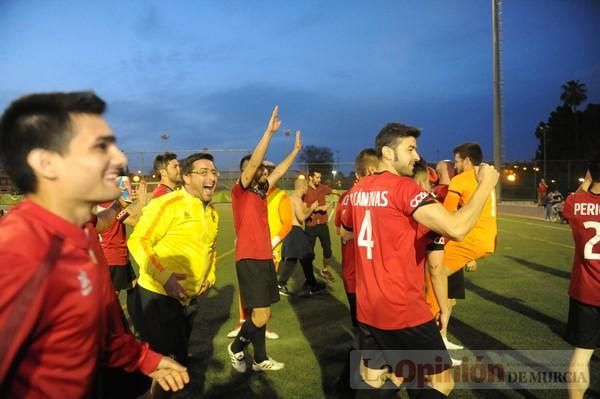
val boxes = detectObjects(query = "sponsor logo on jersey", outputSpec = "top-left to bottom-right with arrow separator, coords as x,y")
78,270 -> 93,296
410,191 -> 430,208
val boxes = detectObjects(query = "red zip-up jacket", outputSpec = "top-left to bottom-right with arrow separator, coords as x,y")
0,200 -> 161,398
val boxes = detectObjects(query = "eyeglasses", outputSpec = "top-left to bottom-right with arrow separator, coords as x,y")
190,168 -> 220,177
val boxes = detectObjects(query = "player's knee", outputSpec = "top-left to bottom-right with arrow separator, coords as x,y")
252,307 -> 271,326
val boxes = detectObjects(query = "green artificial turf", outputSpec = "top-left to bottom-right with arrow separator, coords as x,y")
127,206 -> 600,399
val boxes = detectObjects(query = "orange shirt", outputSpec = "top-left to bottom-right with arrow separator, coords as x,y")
443,168 -> 497,252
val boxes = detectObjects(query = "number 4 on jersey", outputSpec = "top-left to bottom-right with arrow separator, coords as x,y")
358,210 -> 374,260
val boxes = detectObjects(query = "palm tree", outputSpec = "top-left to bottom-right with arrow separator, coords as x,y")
560,80 -> 587,111
560,80 -> 587,157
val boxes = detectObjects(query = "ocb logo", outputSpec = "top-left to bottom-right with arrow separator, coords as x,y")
410,192 -> 430,208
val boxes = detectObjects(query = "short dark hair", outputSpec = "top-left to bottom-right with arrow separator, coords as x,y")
239,154 -> 251,172
375,123 -> 421,159
308,169 -> 322,177
0,91 -> 106,193
354,148 -> 378,178
412,158 -> 428,177
153,152 -> 178,175
453,142 -> 483,165
180,153 -> 215,176
588,155 -> 600,183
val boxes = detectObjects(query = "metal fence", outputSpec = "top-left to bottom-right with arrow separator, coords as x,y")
0,158 -> 591,207
500,159 -> 588,201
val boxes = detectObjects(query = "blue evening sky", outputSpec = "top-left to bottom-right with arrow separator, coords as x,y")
1,1 -> 598,170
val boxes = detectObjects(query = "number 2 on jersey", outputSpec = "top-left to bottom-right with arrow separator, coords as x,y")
358,210 -> 374,260
584,221 -> 600,260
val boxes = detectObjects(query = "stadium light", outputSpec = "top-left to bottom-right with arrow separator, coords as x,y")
132,175 -> 140,182
332,170 -> 337,178
578,177 -> 585,183
507,174 -> 516,182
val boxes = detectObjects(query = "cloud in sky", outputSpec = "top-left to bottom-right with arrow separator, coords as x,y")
1,0 -> 599,168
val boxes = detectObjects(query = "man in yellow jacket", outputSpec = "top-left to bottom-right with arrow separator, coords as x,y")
128,152 -> 219,398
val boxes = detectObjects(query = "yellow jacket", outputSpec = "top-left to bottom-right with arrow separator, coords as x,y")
128,188 -> 219,300
267,188 -> 292,263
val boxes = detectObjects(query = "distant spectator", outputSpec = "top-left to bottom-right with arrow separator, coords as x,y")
151,152 -> 181,199
537,178 -> 548,205
545,185 -> 564,221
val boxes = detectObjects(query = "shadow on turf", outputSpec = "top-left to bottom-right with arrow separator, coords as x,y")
177,284 -> 278,399
504,256 -> 570,280
451,317 -> 551,399
287,279 -> 355,398
464,280 -> 567,339
181,285 -> 282,399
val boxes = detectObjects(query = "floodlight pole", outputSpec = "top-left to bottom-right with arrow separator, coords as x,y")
492,0 -> 503,203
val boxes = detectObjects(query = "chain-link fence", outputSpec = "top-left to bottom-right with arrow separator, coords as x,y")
0,157 -> 591,208
500,159 -> 588,201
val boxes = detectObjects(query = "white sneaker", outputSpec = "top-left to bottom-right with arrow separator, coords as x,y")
227,325 -> 241,338
451,357 -> 463,367
443,337 -> 464,350
265,329 -> 279,340
252,357 -> 285,371
227,342 -> 246,373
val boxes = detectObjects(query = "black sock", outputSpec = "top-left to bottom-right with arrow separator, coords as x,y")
232,317 -> 260,353
336,347 -> 353,391
251,325 -> 267,363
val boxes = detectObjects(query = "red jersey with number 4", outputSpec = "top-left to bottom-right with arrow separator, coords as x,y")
335,190 -> 356,293
340,171 -> 435,330
562,190 -> 600,306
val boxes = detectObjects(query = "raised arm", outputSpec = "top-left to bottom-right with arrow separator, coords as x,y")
413,164 -> 499,240
576,170 -> 592,193
268,130 -> 302,188
122,180 -> 148,226
240,106 -> 281,188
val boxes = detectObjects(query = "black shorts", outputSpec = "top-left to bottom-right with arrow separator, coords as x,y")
282,226 -> 314,260
305,223 -> 332,259
109,262 -> 136,291
92,367 -> 151,399
236,259 -> 280,309
357,320 -> 452,378
448,268 -> 465,299
127,285 -> 198,364
566,298 -> 600,349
